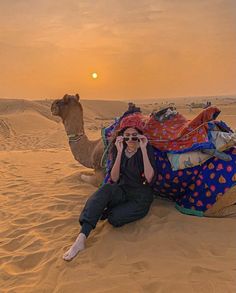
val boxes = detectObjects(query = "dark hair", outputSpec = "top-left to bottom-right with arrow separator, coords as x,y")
109,127 -> 143,165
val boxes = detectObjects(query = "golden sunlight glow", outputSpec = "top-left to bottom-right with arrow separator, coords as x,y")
91,72 -> 98,79
0,1 -> 235,99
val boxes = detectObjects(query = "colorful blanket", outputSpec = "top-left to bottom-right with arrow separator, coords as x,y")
104,106 -> 232,154
101,106 -> 236,216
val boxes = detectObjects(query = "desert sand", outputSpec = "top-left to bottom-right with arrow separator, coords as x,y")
0,97 -> 236,293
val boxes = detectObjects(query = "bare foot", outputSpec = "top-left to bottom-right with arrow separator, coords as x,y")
63,233 -> 86,261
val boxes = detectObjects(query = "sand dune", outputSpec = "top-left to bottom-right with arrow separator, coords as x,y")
0,97 -> 236,292
0,98 -> 129,151
0,112 -> 65,151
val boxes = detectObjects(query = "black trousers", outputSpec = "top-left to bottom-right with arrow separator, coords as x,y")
79,183 -> 153,231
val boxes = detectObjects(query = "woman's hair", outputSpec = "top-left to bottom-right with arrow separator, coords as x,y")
109,127 -> 143,164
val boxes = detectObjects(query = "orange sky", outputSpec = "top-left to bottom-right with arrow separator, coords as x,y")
0,0 -> 235,100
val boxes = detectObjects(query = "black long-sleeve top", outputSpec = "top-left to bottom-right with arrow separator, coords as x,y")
109,143 -> 157,188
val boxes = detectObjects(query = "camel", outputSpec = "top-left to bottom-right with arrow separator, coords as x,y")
51,93 -> 105,186
51,93 -> 236,217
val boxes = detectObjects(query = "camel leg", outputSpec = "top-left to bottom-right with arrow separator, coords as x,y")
205,204 -> 236,217
81,169 -> 105,187
80,174 -> 98,186
94,169 -> 105,186
204,185 -> 236,217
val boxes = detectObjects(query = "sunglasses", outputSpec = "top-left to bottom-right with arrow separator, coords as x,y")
123,136 -> 139,142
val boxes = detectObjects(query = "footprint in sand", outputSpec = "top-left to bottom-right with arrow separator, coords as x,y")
142,281 -> 162,293
1,160 -> 10,165
0,119 -> 13,138
190,265 -> 234,282
131,260 -> 149,273
46,203 -> 69,212
5,251 -> 45,273
190,265 -> 224,281
209,246 -> 227,257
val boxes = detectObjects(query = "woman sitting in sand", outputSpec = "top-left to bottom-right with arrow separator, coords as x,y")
63,123 -> 157,261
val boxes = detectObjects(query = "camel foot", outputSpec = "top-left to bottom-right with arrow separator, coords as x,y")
204,185 -> 236,217
80,174 -> 99,186
205,204 -> 236,217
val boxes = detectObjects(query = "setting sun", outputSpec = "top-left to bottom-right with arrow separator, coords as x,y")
91,72 -> 98,79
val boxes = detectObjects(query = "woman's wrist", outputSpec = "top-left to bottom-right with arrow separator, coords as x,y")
117,150 -> 123,156
140,146 -> 147,153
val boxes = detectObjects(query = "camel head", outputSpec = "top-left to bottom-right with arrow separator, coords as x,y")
51,93 -> 82,120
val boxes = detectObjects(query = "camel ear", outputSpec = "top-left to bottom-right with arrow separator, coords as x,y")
75,93 -> 80,101
63,94 -> 69,101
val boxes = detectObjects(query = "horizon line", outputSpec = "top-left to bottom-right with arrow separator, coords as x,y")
0,93 -> 236,102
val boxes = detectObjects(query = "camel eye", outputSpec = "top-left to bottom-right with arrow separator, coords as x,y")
56,99 -> 67,106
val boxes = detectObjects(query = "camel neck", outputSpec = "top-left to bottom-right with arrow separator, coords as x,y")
64,112 -> 84,137
67,133 -> 84,142
61,108 -> 102,169
68,133 -> 100,169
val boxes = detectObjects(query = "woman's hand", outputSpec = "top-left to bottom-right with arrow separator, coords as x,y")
115,136 -> 124,153
138,135 -> 148,150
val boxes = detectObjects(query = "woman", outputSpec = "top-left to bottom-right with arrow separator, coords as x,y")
63,125 -> 157,261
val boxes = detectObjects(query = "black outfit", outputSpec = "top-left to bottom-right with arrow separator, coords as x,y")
79,144 -> 157,237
